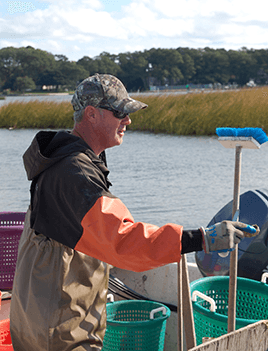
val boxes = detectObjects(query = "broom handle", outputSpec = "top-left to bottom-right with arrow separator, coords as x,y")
178,255 -> 197,351
228,145 -> 242,333
182,254 -> 196,349
177,260 -> 183,351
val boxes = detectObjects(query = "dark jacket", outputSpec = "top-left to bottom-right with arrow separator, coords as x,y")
24,130 -> 183,272
10,130 -> 183,351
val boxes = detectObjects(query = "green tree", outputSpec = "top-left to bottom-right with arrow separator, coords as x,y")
250,49 -> 268,84
14,47 -> 55,82
228,49 -> 257,85
54,54 -> 69,62
94,52 -> 121,76
3,45 -> 268,91
49,55 -> 89,90
147,48 -> 184,85
0,47 -> 19,89
56,61 -> 88,89
36,69 -> 66,89
202,48 -> 230,84
0,46 -> 56,89
14,76 -> 36,92
183,48 -> 206,84
177,49 -> 196,84
77,56 -> 97,76
117,51 -> 148,91
77,52 -> 121,78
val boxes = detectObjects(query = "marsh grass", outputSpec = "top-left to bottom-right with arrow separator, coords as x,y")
130,87 -> 268,135
0,100 -> 74,129
1,88 -> 268,134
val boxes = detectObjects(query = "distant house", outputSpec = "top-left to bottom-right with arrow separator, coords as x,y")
246,80 -> 256,87
42,85 -> 58,90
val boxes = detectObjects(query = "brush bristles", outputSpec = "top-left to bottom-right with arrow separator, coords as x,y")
216,127 -> 268,145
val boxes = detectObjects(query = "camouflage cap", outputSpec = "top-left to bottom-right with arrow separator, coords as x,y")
71,73 -> 147,114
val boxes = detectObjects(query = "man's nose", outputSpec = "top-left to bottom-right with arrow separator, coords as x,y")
121,115 -> 131,125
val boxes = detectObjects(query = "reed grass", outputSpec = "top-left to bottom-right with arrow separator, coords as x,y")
130,87 -> 268,135
1,88 -> 268,135
0,100 -> 74,129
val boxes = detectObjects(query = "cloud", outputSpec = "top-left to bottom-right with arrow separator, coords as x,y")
0,0 -> 268,61
0,39 -> 20,48
62,8 -> 127,39
40,0 -> 102,9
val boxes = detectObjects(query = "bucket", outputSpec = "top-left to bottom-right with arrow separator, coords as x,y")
0,291 -> 14,351
0,319 -> 13,351
190,273 -> 268,345
102,299 -> 170,351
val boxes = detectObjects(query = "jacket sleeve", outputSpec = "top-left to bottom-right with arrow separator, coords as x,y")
74,195 -> 183,272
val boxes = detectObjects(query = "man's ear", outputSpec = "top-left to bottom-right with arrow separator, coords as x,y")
84,106 -> 97,123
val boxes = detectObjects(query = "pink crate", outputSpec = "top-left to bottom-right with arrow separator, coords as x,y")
0,212 -> 26,290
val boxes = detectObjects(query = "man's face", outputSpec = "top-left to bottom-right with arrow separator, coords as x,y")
95,108 -> 131,150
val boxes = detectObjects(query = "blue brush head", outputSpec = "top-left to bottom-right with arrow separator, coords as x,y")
216,127 -> 268,145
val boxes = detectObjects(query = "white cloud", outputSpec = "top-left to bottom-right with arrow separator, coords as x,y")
120,2 -> 157,36
73,45 -> 81,52
124,44 -> 145,52
45,39 -> 63,52
62,8 -> 126,38
41,0 -> 102,9
20,40 -> 39,48
0,39 -> 20,47
65,34 -> 94,43
151,0 -> 201,18
0,0 -> 268,61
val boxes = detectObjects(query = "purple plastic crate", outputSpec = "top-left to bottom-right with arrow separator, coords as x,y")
0,212 -> 26,290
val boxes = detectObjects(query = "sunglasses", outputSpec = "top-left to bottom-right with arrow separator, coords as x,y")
99,106 -> 128,119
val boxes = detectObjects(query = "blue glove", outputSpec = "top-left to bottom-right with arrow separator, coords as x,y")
200,220 -> 256,254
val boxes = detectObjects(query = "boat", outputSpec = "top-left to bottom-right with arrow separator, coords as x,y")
108,188 -> 268,350
190,320 -> 268,351
110,261 -> 202,350
1,188 -> 268,350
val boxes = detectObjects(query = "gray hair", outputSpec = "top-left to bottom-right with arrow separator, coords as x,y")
73,108 -> 85,123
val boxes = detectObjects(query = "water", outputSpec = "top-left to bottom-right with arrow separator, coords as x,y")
0,94 -> 72,107
1,95 -> 268,263
0,89 -> 189,108
106,132 -> 268,228
1,127 -> 268,263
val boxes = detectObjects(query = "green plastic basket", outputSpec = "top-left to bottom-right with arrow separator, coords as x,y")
102,300 -> 170,351
190,275 -> 268,345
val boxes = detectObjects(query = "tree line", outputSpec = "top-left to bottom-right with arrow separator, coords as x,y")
1,46 -> 268,93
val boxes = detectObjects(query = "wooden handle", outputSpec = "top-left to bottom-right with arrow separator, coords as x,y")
178,255 -> 197,351
228,145 -> 242,333
177,260 -> 183,351
182,255 -> 196,349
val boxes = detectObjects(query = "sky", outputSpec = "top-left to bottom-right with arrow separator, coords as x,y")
0,0 -> 268,62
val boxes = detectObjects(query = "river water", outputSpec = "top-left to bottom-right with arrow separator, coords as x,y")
1,95 -> 268,262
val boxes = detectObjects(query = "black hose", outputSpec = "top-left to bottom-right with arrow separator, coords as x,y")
108,274 -> 178,312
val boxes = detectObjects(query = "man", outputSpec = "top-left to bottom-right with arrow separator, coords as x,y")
10,73 -> 248,351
